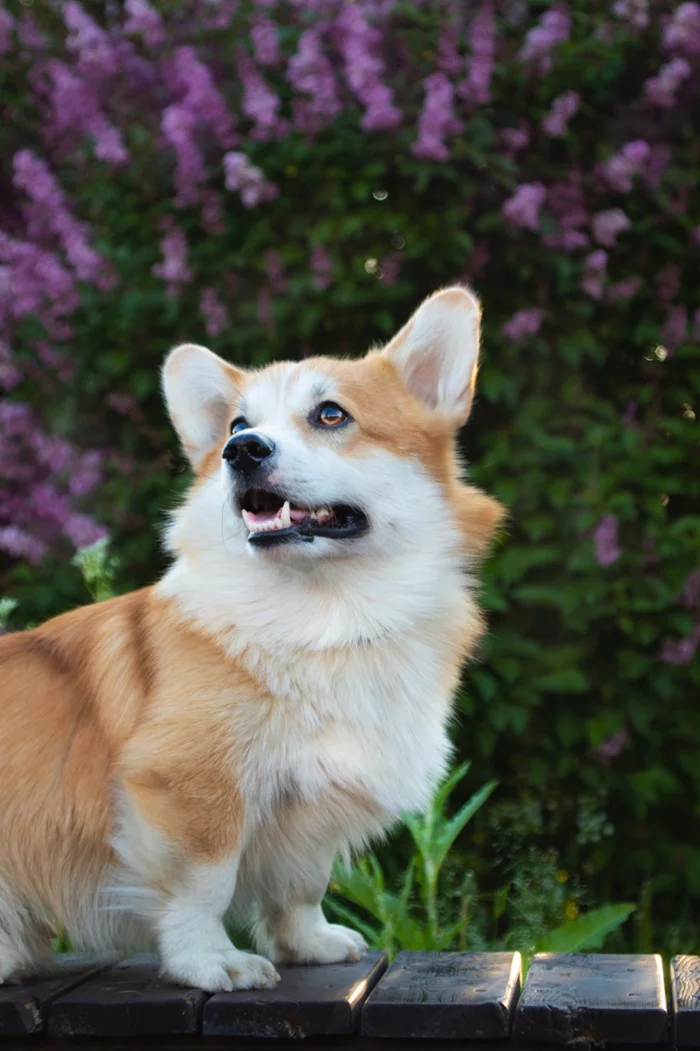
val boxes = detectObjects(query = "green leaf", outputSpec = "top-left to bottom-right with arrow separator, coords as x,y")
535,904 -> 636,954
534,668 -> 590,693
433,780 -> 499,869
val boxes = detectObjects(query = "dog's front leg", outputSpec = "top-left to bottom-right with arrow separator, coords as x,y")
253,856 -> 367,966
115,777 -> 280,993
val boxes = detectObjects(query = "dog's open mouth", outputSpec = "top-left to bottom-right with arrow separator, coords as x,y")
239,488 -> 369,547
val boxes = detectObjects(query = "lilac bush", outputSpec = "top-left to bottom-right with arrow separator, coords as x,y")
0,0 -> 698,948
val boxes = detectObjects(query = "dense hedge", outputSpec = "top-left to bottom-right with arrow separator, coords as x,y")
1,0 -> 699,949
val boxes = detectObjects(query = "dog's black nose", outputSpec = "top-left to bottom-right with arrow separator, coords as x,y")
222,432 -> 276,475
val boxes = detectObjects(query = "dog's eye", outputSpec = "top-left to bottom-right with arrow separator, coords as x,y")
230,417 -> 249,435
315,402 -> 351,429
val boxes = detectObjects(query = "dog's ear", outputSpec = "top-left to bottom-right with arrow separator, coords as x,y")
381,286 -> 481,423
162,343 -> 244,469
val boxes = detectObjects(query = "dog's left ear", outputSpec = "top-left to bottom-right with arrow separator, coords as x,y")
381,286 -> 481,423
162,343 -> 244,469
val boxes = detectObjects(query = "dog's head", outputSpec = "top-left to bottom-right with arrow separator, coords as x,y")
162,286 -> 502,569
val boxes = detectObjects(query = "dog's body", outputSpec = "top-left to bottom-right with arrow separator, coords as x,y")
0,287 -> 502,990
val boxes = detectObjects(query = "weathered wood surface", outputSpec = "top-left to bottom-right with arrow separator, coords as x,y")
203,952 -> 387,1038
48,953 -> 207,1038
513,952 -> 668,1046
0,953 -> 116,1038
361,951 -> 521,1040
671,954 -> 700,1047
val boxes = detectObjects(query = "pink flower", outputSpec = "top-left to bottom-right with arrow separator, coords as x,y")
459,5 -> 495,104
596,729 -> 629,761
200,288 -> 229,338
412,73 -> 461,161
251,15 -> 280,66
612,0 -> 649,30
582,250 -> 608,299
592,208 -> 631,246
502,183 -> 546,231
0,2 -> 14,55
152,219 -> 192,298
287,27 -> 341,134
645,58 -> 691,107
542,91 -> 579,136
502,307 -> 544,341
501,126 -> 530,153
609,277 -> 641,300
336,5 -> 401,131
518,8 -> 570,76
661,305 -> 687,351
593,513 -> 620,566
223,151 -> 278,208
660,624 -> 700,664
598,140 -> 650,192
310,244 -> 333,290
237,51 -> 286,141
662,2 -> 700,55
123,0 -> 165,48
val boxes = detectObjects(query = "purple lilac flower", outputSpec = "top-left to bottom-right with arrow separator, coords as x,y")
0,233 -> 79,335
663,2 -> 700,55
644,143 -> 671,188
459,5 -> 495,104
17,12 -> 46,50
518,8 -> 570,76
656,263 -> 680,303
169,46 -> 237,150
502,307 -> 544,341
123,0 -> 165,48
542,91 -> 579,136
598,140 -> 650,192
152,219 -> 192,298
0,526 -> 47,564
161,105 -> 207,206
502,183 -> 546,231
609,277 -> 641,301
46,61 -> 129,165
106,392 -> 141,420
612,0 -> 649,30
596,729 -> 629,761
501,126 -> 530,154
661,305 -> 687,351
310,245 -> 333,290
645,58 -> 691,107
437,19 -> 462,77
223,151 -> 278,208
201,189 -> 225,236
693,305 -> 700,339
256,287 -> 274,332
200,288 -> 229,338
412,73 -> 461,161
264,250 -> 287,293
287,26 -> 342,134
63,2 -> 119,79
380,252 -> 402,286
582,250 -> 608,299
13,150 -> 106,285
251,15 -> 281,66
592,208 -> 631,247
238,51 -> 286,141
0,1 -> 14,55
336,4 -> 401,131
683,570 -> 700,609
593,513 -> 620,565
661,624 -> 700,664
621,400 -> 638,426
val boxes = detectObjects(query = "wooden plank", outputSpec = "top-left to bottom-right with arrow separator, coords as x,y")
513,953 -> 668,1046
0,953 -> 116,1038
671,955 -> 700,1046
361,951 -> 521,1040
47,953 -> 208,1038
203,951 -> 387,1038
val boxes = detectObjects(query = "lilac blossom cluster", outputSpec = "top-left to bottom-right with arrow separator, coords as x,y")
1,0 -> 698,573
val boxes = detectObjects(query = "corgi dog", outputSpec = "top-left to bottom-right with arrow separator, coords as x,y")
0,286 -> 503,992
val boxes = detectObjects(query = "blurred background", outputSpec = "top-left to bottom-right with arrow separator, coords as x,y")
0,0 -> 698,958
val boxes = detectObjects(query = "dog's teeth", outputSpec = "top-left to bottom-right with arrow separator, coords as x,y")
316,507 -> 332,521
280,501 -> 291,529
242,509 -> 252,531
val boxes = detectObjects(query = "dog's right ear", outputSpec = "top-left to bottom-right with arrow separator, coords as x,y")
162,344 -> 244,469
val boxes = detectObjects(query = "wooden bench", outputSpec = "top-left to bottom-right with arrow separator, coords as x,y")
1,950 -> 698,1048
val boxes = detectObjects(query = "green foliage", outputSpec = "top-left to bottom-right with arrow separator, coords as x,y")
71,538 -> 119,603
326,764 -> 634,962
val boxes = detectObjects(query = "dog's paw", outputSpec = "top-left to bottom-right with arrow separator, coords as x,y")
163,948 -> 280,992
274,923 -> 368,965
